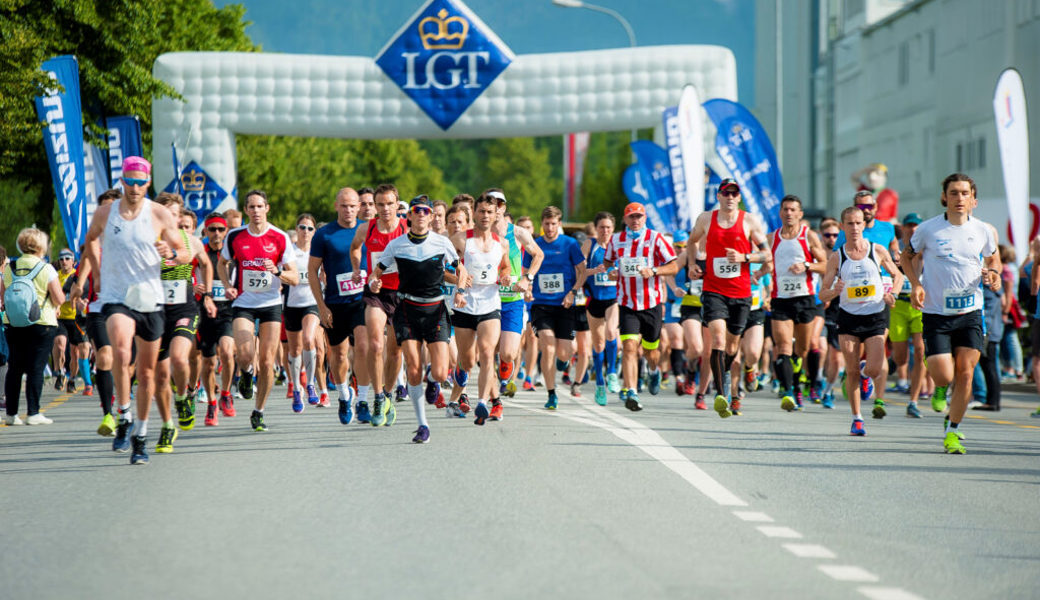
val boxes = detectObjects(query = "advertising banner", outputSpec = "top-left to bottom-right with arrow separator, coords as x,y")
994,68 -> 1030,263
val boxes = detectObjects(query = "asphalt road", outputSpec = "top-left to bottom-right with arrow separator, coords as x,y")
2,377 -> 1039,600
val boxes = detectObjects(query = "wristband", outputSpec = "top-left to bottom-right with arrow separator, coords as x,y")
274,268 -> 282,277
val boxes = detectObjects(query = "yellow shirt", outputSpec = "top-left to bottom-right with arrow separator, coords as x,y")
2,255 -> 60,327
57,269 -> 78,320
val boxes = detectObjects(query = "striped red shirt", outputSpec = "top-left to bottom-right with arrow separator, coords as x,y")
604,228 -> 676,311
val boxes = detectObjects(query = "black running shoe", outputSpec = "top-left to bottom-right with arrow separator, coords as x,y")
113,419 -> 132,452
175,396 -> 196,431
238,370 -> 254,400
130,435 -> 149,465
250,410 -> 267,432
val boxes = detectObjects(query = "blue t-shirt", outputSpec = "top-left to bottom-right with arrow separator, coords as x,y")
310,220 -> 366,305
584,241 -> 618,301
524,234 -> 584,306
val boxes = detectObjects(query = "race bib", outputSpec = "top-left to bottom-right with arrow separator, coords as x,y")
211,280 -> 226,301
900,277 -> 912,295
298,270 -> 309,285
881,275 -> 893,294
244,269 -> 274,292
942,288 -> 976,315
471,265 -> 496,285
538,273 -> 565,294
776,275 -> 809,299
370,251 -> 397,274
670,302 -> 681,318
845,284 -> 875,303
686,278 -> 703,297
499,275 -> 519,295
335,271 -> 365,297
619,256 -> 649,278
593,271 -> 616,286
752,292 -> 762,311
713,257 -> 741,279
575,290 -> 588,307
162,279 -> 187,305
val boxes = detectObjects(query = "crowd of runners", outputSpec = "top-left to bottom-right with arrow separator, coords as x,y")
2,155 -> 1036,464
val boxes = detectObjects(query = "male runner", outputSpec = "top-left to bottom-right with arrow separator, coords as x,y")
819,217 -> 843,409
688,179 -> 771,418
369,196 -> 466,443
900,174 -> 1001,453
602,202 -> 678,410
198,212 -> 237,425
889,212 -> 926,417
310,187 -> 368,424
218,190 -> 298,432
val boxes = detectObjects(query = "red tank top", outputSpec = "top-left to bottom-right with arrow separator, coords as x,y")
703,210 -> 752,298
770,225 -> 814,299
365,218 -> 407,290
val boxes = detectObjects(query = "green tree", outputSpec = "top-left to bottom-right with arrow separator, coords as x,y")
483,137 -> 559,221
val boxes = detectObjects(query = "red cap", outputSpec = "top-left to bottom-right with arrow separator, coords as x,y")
623,202 -> 646,217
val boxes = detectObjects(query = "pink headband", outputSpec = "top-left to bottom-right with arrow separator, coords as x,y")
122,156 -> 151,176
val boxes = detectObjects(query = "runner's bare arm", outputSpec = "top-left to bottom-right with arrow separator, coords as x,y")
308,256 -> 326,312
498,238 -> 512,284
192,237 -> 218,318
744,214 -> 772,266
875,244 -> 902,306
515,225 -> 543,277
275,258 -> 300,287
155,209 -> 190,264
217,256 -> 237,301
805,229 -> 828,274
349,221 -> 369,283
817,252 -> 842,303
687,212 -> 710,246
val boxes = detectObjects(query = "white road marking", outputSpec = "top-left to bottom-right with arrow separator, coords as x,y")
732,511 -> 774,522
857,587 -> 926,600
756,525 -> 803,539
782,543 -> 836,559
818,565 -> 880,582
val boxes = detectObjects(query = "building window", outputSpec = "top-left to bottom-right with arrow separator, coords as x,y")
898,41 -> 910,86
927,30 -> 935,74
977,137 -> 986,169
956,143 -> 963,172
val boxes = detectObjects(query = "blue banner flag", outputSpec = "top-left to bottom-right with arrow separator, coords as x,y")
705,164 -> 721,212
702,99 -> 784,232
105,115 -> 143,187
630,141 -> 679,232
34,55 -> 87,257
622,164 -> 669,233
164,160 -> 228,223
83,140 -> 109,234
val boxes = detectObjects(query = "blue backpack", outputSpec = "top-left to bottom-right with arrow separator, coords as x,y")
5,259 -> 46,327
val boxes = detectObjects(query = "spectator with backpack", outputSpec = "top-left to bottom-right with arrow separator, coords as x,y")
2,228 -> 65,425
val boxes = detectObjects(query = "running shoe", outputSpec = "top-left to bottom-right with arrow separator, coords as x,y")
275,369 -> 287,386
238,371 -> 254,400
570,383 -> 582,398
54,374 -> 65,391
504,380 -> 517,397
4,414 -> 23,426
453,367 -> 469,388
594,385 -> 607,406
83,385 -> 93,397
850,419 -> 866,436
250,410 -> 268,432
771,379 -> 781,396
906,401 -> 922,418
943,431 -> 966,454
130,435 -> 149,465
113,420 -> 132,452
459,393 -> 471,414
318,392 -> 330,407
435,393 -> 447,409
1031,407 -> 1040,418
606,372 -> 620,394
822,390 -> 834,409
943,417 -> 966,440
219,392 -> 235,417
744,367 -> 758,392
648,370 -> 661,396
287,382 -> 294,399
892,382 -> 911,395
425,380 -> 440,404
523,379 -> 535,392
66,379 -> 77,394
730,398 -> 743,416
385,401 -> 397,426
97,413 -> 116,437
474,402 -> 489,426
412,425 -> 430,444
175,395 -> 196,430
860,373 -> 873,403
356,400 -> 371,424
205,402 -> 219,426
489,401 -> 504,421
371,393 -> 388,427
780,394 -> 796,412
932,385 -> 948,412
338,397 -> 353,425
446,402 -> 464,418
809,384 -> 821,405
26,413 -> 52,425
794,388 -> 805,410
682,381 -> 696,396
306,384 -> 319,406
394,385 -> 406,404
155,426 -> 177,454
545,391 -> 558,410
562,369 -> 572,386
291,390 -> 304,414
872,400 -> 886,419
695,394 -> 707,410
714,394 -> 731,418
624,390 -> 643,412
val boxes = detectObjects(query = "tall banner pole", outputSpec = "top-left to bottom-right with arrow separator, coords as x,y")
994,68 -> 1030,262
677,84 -> 704,229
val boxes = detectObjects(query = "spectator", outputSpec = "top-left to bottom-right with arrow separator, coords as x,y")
999,245 -> 1024,380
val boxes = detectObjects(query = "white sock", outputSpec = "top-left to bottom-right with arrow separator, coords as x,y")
132,419 -> 148,437
357,385 -> 369,404
302,350 -> 317,388
118,404 -> 133,422
288,354 -> 302,389
409,383 -> 427,427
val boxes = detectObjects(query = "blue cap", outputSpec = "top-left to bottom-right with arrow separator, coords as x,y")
673,230 -> 690,244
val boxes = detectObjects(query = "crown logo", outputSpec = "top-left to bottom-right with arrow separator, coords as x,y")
419,8 -> 469,50
180,168 -> 206,192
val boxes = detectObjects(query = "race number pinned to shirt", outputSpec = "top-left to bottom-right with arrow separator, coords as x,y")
845,283 -> 875,303
211,280 -> 226,301
713,257 -> 741,279
776,275 -> 809,298
163,279 -> 187,305
593,271 -> 616,286
499,275 -> 518,295
244,270 -> 274,292
619,256 -> 649,278
336,271 -> 365,297
538,273 -> 564,294
942,287 -> 976,315
471,264 -> 496,285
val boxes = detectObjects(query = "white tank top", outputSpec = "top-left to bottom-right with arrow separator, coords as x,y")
837,243 -> 885,315
286,245 -> 317,308
456,231 -> 504,316
99,199 -> 163,313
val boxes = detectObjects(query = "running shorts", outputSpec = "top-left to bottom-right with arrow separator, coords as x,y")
923,311 -> 984,357
701,291 -> 751,336
837,307 -> 889,342
619,304 -> 663,344
888,299 -> 923,343
530,304 -> 576,341
394,300 -> 450,345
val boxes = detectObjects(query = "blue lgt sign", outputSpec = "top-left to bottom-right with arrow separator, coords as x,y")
376,0 -> 514,130
163,160 -> 228,222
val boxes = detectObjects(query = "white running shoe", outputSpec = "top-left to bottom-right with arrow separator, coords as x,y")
25,413 -> 53,425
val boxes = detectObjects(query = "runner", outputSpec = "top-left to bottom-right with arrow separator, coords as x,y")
525,206 -> 584,410
582,211 -> 620,405
198,212 -> 237,425
819,206 -> 902,437
309,188 -> 367,424
357,187 -> 376,221
490,189 -> 543,397
52,248 -> 88,394
688,179 -> 771,417
819,217 -> 843,409
218,189 -> 299,433
889,212 -> 927,417
282,213 -> 321,412
369,195 -> 466,442
767,195 -> 827,412
448,193 -> 510,424
74,156 -> 190,465
662,232 -> 689,396
900,173 -> 1001,453
350,184 -> 406,427
602,202 -> 678,410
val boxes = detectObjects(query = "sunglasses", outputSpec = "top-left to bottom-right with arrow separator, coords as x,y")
719,189 -> 740,197
122,177 -> 149,187
822,233 -> 839,239
60,256 -> 74,261
297,225 -> 315,231
856,203 -> 875,210
410,206 -> 432,215
207,226 -> 226,233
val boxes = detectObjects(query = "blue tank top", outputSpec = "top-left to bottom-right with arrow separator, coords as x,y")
585,241 -> 618,301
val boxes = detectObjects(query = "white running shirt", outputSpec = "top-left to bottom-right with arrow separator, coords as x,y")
456,231 -> 504,316
909,215 -> 997,316
99,199 -> 163,313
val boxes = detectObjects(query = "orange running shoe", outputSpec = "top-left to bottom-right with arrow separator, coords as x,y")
489,402 -> 503,421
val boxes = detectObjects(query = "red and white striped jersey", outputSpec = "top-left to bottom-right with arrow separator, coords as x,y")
604,228 -> 677,311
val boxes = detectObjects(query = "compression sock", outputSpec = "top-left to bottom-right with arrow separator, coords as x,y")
356,385 -> 369,403
592,350 -> 605,385
409,383 -> 427,428
96,369 -> 114,415
78,359 -> 93,386
711,349 -> 727,397
302,350 -> 317,389
807,350 -> 821,386
775,355 -> 794,392
287,355 -> 302,390
604,338 -> 618,374
670,349 -> 686,381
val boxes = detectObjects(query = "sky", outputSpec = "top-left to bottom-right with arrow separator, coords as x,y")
213,0 -> 757,104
